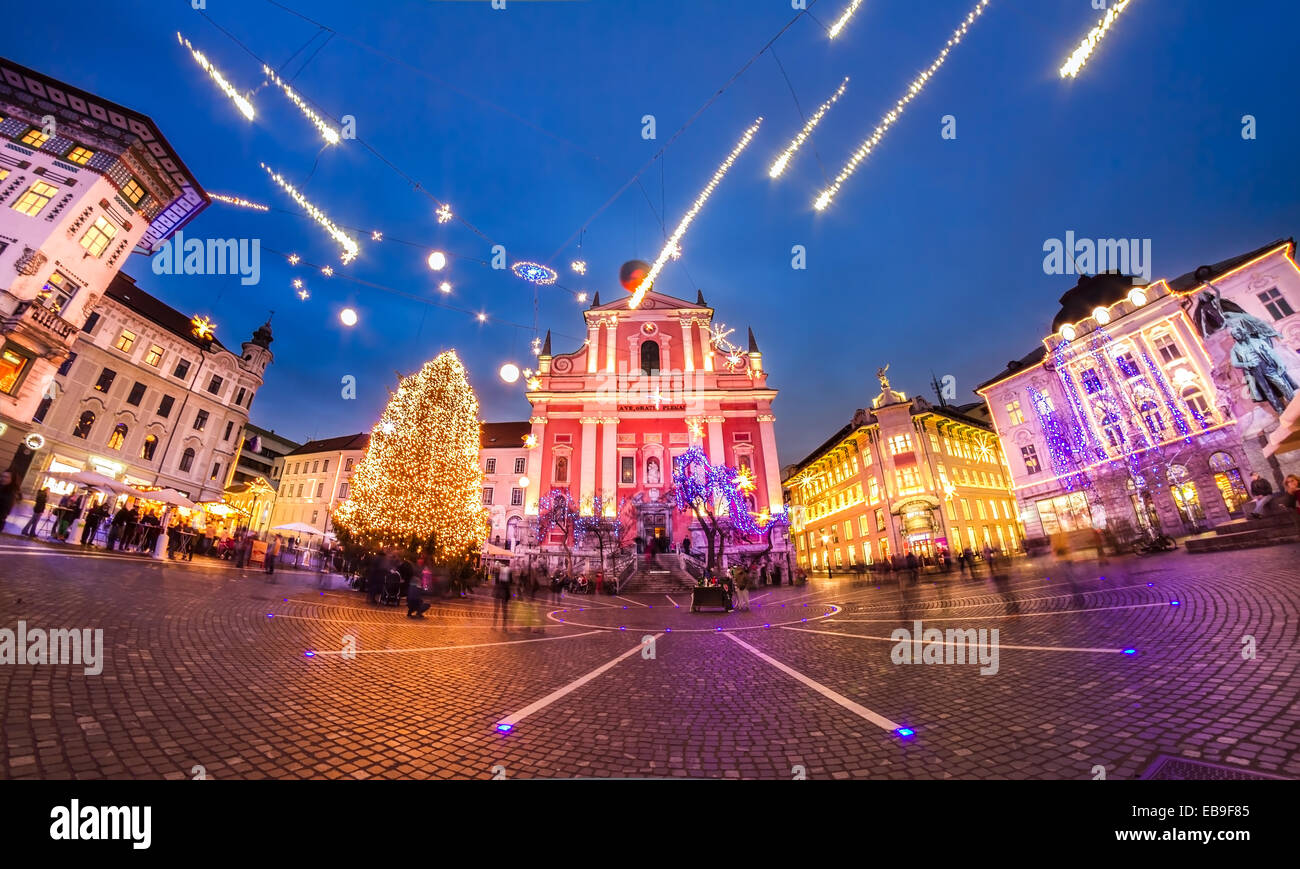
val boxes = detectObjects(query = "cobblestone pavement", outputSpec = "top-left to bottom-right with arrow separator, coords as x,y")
1,536 -> 1296,779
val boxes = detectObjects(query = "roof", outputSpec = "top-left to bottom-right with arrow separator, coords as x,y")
973,347 -> 1048,394
481,421 -> 531,448
285,433 -> 370,457
106,272 -> 230,352
1166,238 -> 1293,292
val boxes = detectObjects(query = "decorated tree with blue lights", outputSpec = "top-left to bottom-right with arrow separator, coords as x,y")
536,488 -> 578,572
671,445 -> 784,577
575,495 -> 633,572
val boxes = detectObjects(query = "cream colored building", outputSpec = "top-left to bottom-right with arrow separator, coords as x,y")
266,433 -> 369,539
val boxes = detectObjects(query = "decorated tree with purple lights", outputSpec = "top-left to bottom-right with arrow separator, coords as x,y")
671,445 -> 785,576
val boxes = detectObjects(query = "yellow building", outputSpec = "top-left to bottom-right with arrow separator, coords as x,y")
785,373 -> 1023,572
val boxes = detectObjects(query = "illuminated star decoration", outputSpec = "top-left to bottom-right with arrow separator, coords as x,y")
734,468 -> 756,493
531,336 -> 543,356
814,0 -> 992,211
669,242 -> 683,260
292,278 -> 303,289
974,436 -> 996,464
829,0 -> 867,39
512,261 -> 558,285
436,203 -> 453,224
177,32 -> 254,121
769,77 -> 849,178
209,193 -> 269,211
942,480 -> 957,500
1059,0 -> 1133,78
261,64 -> 341,145
630,117 -> 763,309
371,230 -> 383,241
298,289 -> 310,301
288,254 -> 301,265
687,419 -> 705,440
571,260 -> 587,275
523,434 -> 538,449
261,162 -> 360,263
526,377 -> 542,391
190,315 -> 216,341
439,281 -> 452,294
321,265 -> 334,277
709,323 -> 750,373
577,292 -> 589,303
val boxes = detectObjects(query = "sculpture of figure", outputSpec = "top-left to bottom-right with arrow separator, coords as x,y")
646,456 -> 661,485
1226,314 -> 1297,414
877,363 -> 891,391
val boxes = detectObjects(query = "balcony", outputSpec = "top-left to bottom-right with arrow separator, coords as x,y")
14,301 -> 77,340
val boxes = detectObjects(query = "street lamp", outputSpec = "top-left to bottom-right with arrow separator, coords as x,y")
821,534 -> 832,579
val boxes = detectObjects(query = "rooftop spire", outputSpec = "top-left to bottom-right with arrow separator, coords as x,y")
541,330 -> 552,356
697,289 -> 707,306
747,327 -> 759,353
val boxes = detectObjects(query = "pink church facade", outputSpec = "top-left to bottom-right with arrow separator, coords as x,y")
521,283 -> 786,562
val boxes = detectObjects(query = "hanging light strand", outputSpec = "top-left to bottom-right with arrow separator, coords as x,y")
1059,0 -> 1133,79
814,0 -> 993,211
261,162 -> 360,263
208,192 -> 269,211
629,117 -> 763,309
262,64 -> 341,144
176,32 -> 255,121
769,77 -> 849,178
828,0 -> 867,39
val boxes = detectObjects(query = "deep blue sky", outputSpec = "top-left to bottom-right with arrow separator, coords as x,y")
12,0 -> 1299,464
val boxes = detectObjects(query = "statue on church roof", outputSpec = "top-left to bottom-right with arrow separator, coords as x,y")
877,364 -> 891,391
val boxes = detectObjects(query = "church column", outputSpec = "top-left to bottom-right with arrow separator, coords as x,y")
579,417 -> 598,514
680,318 -> 696,372
702,323 -> 714,372
586,318 -> 599,373
706,415 -> 726,467
757,413 -> 782,512
604,316 -> 617,373
601,418 -> 618,511
524,416 -> 546,514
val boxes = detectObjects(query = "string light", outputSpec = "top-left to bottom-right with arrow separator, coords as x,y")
177,32 -> 254,122
512,262 -> 558,285
828,0 -> 867,39
436,203 -> 453,224
292,279 -> 303,289
571,260 -> 587,275
321,265 -> 334,277
576,292 -> 588,303
261,162 -> 360,263
439,281 -> 452,294
477,313 -> 487,322
261,64 -> 341,145
630,117 -> 763,309
372,230 -> 383,241
297,289 -> 310,301
288,254 -> 301,265
814,0 -> 992,211
209,193 -> 268,211
769,77 -> 849,178
340,308 -> 358,326
1059,0 -> 1133,78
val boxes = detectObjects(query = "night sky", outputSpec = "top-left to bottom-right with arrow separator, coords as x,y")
11,0 -> 1299,465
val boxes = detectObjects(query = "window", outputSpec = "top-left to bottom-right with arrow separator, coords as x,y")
486,457 -> 497,474
874,508 -> 886,532
345,458 -> 354,472
126,382 -> 146,406
1140,400 -> 1165,435
94,367 -> 116,393
1183,387 -> 1213,426
81,312 -> 100,334
141,435 -> 158,461
179,448 -> 195,473
206,375 -> 223,395
114,329 -> 136,353
511,488 -> 523,506
174,359 -> 191,380
1114,353 -> 1140,378
961,499 -> 972,520
887,434 -> 912,454
121,178 -> 145,206
1152,333 -> 1183,364
1258,288 -> 1294,321
37,272 -> 79,315
858,515 -> 870,536
235,387 -> 246,406
620,455 -> 634,484
157,394 -> 175,418
210,463 -> 221,481
72,410 -> 95,439
193,410 -> 209,431
1005,400 -> 1025,425
640,340 -> 661,375
0,345 -> 34,396
312,461 -> 319,473
144,345 -> 163,367
32,395 -> 54,423
868,477 -> 879,502
514,457 -> 527,475
11,180 -> 58,216
483,488 -> 494,505
79,216 -> 118,257
223,421 -> 234,441
20,127 -> 49,148
844,520 -> 853,540
106,423 -> 128,451
1020,445 -> 1040,474
1081,369 -> 1103,394
896,467 -> 921,493
322,460 -> 330,472
65,145 -> 94,165
339,482 -> 349,499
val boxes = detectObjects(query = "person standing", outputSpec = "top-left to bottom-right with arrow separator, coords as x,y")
493,562 -> 512,629
21,485 -> 48,537
1248,472 -> 1274,518
80,501 -> 106,546
265,534 -> 281,579
0,470 -> 20,536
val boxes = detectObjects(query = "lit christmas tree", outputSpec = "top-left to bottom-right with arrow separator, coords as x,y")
334,351 -> 488,558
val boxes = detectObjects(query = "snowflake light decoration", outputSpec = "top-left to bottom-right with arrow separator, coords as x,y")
512,261 -> 558,285
436,203 -> 453,224
190,315 -> 216,341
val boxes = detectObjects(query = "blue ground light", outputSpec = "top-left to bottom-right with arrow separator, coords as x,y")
1171,600 -> 1181,606
895,728 -> 916,739
1122,648 -> 1138,655
496,724 -> 513,732
304,650 -> 315,658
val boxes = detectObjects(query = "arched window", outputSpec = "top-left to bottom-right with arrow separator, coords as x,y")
1139,400 -> 1165,435
71,410 -> 95,439
140,434 -> 158,461
640,340 -> 660,375
179,447 -> 195,473
1208,451 -> 1248,515
106,422 -> 127,450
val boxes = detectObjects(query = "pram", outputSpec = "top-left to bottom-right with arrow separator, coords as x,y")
380,569 -> 403,606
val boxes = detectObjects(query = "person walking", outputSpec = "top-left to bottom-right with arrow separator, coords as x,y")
406,571 -> 431,618
21,485 -> 48,537
365,551 -> 389,604
493,562 -> 513,629
1248,472 -> 1274,518
0,470 -> 20,536
264,534 -> 282,579
735,566 -> 752,611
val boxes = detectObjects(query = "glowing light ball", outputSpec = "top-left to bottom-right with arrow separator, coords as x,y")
1092,306 -> 1111,325
340,308 -> 358,327
518,476 -> 529,488
499,363 -> 520,383
1060,324 -> 1077,342
619,260 -> 652,292
427,251 -> 447,271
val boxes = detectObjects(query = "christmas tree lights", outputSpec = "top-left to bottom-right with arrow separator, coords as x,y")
630,118 -> 763,308
261,162 -> 360,264
1059,0 -> 1133,79
814,0 -> 992,211
769,77 -> 849,178
177,32 -> 255,122
262,65 -> 341,145
333,351 -> 487,557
